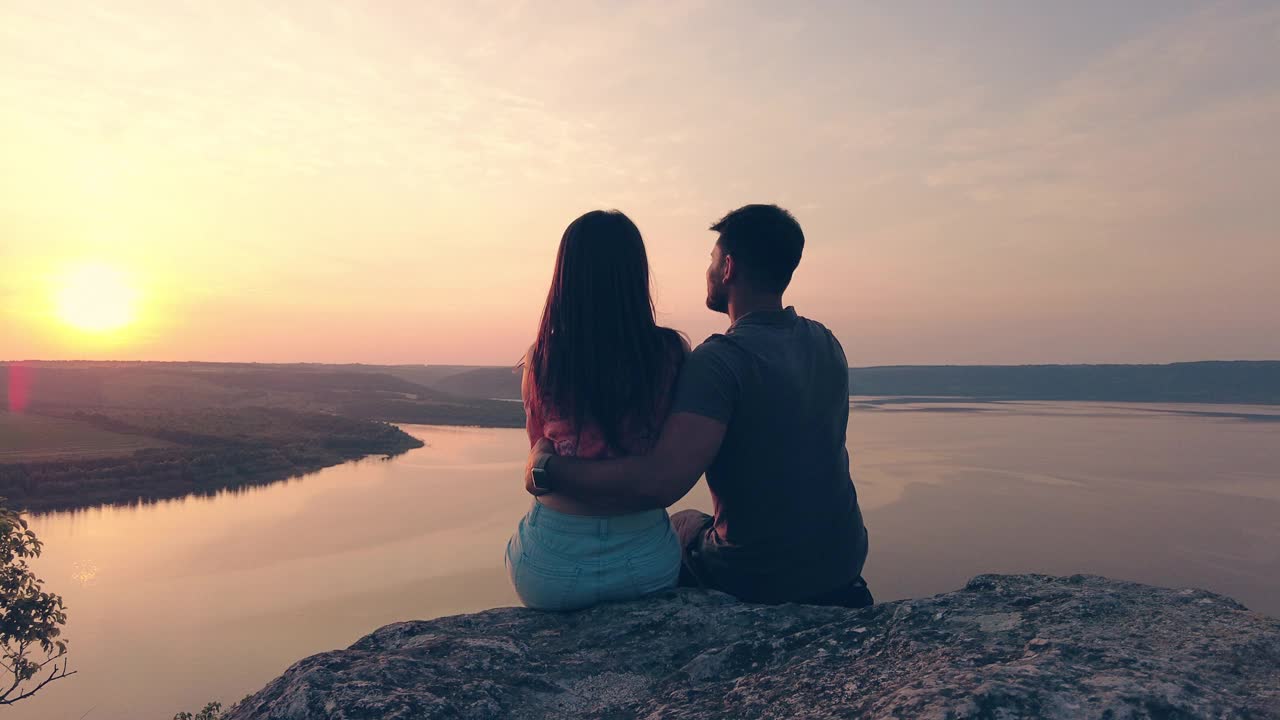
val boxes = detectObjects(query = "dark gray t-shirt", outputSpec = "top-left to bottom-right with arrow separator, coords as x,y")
670,307 -> 868,602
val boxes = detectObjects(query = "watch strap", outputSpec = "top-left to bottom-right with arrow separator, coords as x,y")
531,453 -> 554,491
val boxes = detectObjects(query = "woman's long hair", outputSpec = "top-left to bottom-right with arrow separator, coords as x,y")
528,210 -> 683,453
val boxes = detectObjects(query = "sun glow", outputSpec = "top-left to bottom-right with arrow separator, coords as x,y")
54,263 -> 140,334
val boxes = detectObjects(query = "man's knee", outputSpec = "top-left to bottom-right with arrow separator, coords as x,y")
670,509 -> 712,550
670,510 -> 713,589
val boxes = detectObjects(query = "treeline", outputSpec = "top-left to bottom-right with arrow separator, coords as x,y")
60,406 -> 423,447
337,398 -> 526,428
419,366 -> 522,401
416,361 -> 1280,405
848,361 -> 1280,403
1,408 -> 423,512
11,359 -> 1279,409
194,367 -> 435,396
0,362 -> 454,415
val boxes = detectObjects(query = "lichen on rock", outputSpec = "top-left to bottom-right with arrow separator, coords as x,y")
227,574 -> 1280,719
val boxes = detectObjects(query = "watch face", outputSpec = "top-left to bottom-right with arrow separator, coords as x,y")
532,468 -> 550,491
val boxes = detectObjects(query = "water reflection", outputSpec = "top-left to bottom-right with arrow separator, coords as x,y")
13,404 -> 1280,720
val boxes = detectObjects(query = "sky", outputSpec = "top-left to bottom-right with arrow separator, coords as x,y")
1,0 -> 1277,366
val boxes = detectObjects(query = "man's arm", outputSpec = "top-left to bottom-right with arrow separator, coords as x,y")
524,412 -> 726,513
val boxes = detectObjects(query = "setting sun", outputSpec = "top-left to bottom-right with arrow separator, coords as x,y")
54,263 -> 139,334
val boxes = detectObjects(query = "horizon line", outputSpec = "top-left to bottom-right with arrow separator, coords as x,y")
4,358 -> 1279,370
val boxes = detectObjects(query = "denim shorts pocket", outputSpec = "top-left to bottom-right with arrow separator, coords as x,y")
513,547 -> 584,611
618,524 -> 673,556
624,530 -> 681,598
525,527 -> 592,564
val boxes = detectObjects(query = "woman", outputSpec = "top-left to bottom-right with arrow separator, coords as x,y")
505,210 -> 687,611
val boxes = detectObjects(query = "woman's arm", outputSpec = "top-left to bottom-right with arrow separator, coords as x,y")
521,363 -> 546,448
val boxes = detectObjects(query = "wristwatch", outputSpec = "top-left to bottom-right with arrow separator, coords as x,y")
530,453 -> 554,493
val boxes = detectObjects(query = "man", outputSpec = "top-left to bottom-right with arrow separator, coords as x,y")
524,204 -> 870,607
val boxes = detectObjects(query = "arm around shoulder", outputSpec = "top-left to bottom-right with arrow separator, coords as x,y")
634,411 -> 726,507
542,411 -> 726,511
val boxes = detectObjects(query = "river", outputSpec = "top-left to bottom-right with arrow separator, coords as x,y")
14,400 -> 1280,719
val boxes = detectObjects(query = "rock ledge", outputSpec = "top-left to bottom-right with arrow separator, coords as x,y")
229,574 -> 1280,719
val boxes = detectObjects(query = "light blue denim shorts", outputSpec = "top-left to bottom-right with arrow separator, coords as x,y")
505,500 -> 681,611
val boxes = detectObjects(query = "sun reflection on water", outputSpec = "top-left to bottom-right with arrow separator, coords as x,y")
71,561 -> 99,586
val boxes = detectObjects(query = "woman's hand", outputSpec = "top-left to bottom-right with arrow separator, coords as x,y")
525,437 -> 555,496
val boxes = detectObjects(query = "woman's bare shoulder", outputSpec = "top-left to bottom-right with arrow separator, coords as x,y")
658,326 -> 692,355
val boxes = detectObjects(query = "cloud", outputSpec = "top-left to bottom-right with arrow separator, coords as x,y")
918,2 -> 1280,225
2,0 -> 1277,363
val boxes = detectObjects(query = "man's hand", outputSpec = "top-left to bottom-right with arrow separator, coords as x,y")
518,412 -> 725,511
525,437 -> 555,496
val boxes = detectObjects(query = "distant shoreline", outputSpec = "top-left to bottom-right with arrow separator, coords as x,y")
4,359 -> 1278,513
373,359 -> 1280,406
6,359 -> 1278,406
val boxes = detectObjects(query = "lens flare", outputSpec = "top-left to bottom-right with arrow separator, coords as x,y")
6,364 -> 32,413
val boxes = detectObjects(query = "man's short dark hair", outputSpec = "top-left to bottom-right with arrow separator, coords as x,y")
710,204 -> 805,293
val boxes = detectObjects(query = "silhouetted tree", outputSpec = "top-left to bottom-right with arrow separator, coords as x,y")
0,498 -> 72,705
174,701 -> 228,720
174,695 -> 251,719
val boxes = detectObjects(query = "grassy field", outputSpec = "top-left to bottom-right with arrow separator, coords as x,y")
0,410 -> 166,462
0,363 -> 503,510
0,361 -> 524,424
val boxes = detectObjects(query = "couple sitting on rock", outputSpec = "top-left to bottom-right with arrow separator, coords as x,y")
507,204 -> 871,610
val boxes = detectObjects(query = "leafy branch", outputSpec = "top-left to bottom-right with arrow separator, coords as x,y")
0,498 -> 73,705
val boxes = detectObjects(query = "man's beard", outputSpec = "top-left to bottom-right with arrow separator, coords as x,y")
706,283 -> 729,314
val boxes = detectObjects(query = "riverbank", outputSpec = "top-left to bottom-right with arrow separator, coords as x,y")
6,359 -> 1279,513
0,407 -> 423,512
0,361 -> 521,512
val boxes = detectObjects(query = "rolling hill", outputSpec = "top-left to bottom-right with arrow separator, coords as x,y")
392,360 -> 1280,404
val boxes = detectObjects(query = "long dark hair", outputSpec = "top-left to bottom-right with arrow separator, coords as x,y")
528,210 -> 683,453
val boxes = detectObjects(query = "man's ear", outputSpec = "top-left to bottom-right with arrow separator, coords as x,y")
721,253 -> 736,285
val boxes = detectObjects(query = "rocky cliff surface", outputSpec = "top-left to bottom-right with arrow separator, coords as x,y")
228,574 -> 1280,719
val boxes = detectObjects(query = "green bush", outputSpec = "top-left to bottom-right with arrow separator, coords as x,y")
0,497 -> 72,705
